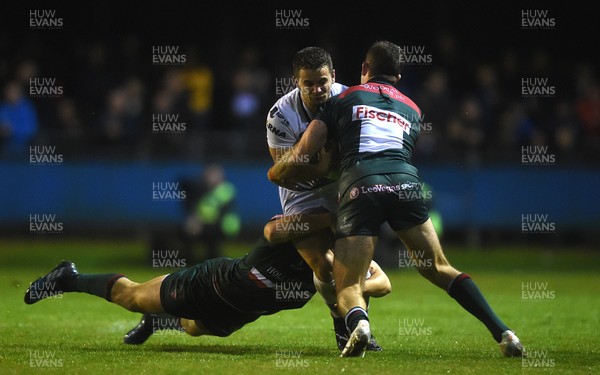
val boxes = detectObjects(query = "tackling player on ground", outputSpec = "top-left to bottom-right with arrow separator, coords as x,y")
269,41 -> 525,358
24,213 -> 391,345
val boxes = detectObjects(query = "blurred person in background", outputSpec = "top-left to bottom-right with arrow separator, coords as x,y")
575,82 -> 600,161
74,41 -> 114,127
181,49 -> 214,130
230,46 -> 270,157
181,164 -> 241,262
230,46 -> 270,129
53,97 -> 85,154
414,69 -> 453,160
95,77 -> 144,156
474,64 -> 502,159
0,80 -> 39,158
552,100 -> 580,162
143,88 -> 187,158
497,101 -> 534,153
447,96 -> 485,165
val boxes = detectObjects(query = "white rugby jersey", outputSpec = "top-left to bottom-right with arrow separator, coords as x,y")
266,82 -> 347,213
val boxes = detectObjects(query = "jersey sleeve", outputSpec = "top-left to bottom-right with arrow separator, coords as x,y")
266,104 -> 296,149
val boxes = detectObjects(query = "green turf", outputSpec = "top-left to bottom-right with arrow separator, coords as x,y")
0,238 -> 598,374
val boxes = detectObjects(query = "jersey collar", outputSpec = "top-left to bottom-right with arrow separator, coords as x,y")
368,77 -> 396,86
297,91 -> 313,123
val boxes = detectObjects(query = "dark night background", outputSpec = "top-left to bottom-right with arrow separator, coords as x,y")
0,1 -> 598,246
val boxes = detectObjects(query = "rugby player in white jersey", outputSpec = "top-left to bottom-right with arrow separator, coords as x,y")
265,47 -> 381,351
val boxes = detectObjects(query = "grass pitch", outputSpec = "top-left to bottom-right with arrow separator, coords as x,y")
0,238 -> 598,374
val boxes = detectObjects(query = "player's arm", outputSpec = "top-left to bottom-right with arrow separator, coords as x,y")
364,260 -> 392,297
263,212 -> 334,243
267,119 -> 329,188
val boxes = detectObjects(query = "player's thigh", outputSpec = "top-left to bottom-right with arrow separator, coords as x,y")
180,318 -> 212,336
395,218 -> 449,265
294,231 -> 332,261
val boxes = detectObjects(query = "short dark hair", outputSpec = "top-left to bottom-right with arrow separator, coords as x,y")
366,41 -> 404,77
292,47 -> 333,77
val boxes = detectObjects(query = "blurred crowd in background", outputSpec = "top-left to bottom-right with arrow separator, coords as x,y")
1,25 -> 598,166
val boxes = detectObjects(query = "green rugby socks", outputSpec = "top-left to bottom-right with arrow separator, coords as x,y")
447,273 -> 510,342
73,273 -> 125,301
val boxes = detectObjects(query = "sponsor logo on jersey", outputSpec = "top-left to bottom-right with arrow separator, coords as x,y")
268,105 -> 291,127
353,105 -> 412,133
267,123 -> 287,138
349,187 -> 360,199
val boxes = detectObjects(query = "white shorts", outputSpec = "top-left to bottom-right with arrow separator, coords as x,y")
279,183 -> 338,216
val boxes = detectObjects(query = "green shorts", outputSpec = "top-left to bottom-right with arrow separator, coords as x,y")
336,173 -> 430,237
160,258 -> 261,337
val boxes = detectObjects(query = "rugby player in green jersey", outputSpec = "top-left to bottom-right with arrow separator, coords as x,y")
268,41 -> 524,358
24,213 -> 391,345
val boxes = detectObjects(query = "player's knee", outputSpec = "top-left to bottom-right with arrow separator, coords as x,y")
263,222 -> 276,242
381,279 -> 392,296
183,325 -> 203,337
435,262 -> 458,277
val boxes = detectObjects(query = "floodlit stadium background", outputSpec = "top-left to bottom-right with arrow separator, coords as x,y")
1,1 -> 598,262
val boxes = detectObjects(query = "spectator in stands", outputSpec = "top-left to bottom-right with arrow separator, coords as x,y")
95,81 -> 142,156
415,69 -> 453,160
181,49 -> 214,130
447,97 -> 485,164
53,98 -> 84,154
0,80 -> 39,158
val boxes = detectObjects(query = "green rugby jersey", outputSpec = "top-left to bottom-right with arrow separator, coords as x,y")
316,78 -> 422,191
212,237 -> 316,314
